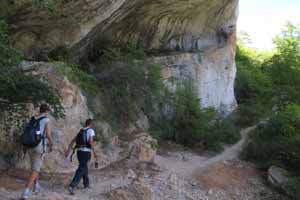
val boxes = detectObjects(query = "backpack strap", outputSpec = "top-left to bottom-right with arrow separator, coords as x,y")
36,116 -> 47,122
83,128 -> 90,145
70,128 -> 90,162
23,116 -> 48,159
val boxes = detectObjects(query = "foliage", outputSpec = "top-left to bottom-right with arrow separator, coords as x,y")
234,103 -> 265,127
55,62 -> 98,97
88,39 -> 146,64
0,19 -> 64,118
273,22 -> 300,64
0,74 -> 65,118
235,43 -> 273,126
205,117 -> 241,151
286,177 -> 300,198
150,80 -> 240,152
48,44 -> 98,102
238,23 -> 300,199
235,62 -> 272,104
264,23 -> 300,107
172,81 -> 212,145
93,44 -> 162,125
242,104 -> 300,198
32,0 -> 65,13
0,20 -> 22,73
243,104 -> 300,169
48,46 -> 71,62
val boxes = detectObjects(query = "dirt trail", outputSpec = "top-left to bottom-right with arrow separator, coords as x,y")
0,125 -> 288,200
155,126 -> 257,179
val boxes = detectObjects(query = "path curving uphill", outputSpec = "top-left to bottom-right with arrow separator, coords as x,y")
155,126 -> 257,179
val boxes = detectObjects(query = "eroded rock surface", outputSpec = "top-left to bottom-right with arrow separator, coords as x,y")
152,46 -> 237,112
5,0 -> 238,112
8,0 -> 238,55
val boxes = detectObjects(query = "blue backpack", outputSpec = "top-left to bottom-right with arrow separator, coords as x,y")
21,116 -> 46,148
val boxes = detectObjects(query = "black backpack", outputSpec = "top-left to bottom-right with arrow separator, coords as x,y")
70,128 -> 91,162
75,128 -> 91,149
21,116 -> 46,148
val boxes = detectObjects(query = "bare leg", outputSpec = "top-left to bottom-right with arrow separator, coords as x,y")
25,171 -> 39,189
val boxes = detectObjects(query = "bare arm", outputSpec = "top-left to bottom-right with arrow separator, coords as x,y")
66,137 -> 76,157
89,137 -> 98,161
45,123 -> 53,151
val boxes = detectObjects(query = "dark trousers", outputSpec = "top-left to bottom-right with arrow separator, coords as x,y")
70,151 -> 91,188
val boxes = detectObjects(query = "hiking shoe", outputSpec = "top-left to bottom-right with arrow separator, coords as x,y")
68,186 -> 75,195
33,181 -> 41,193
84,186 -> 92,192
21,188 -> 32,199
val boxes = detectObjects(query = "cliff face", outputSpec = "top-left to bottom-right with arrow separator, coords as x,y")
152,46 -> 236,112
0,62 -> 89,172
11,0 -> 238,53
9,0 -> 238,111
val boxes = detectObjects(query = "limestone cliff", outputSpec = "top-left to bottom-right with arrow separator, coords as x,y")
0,62 -> 89,172
6,0 -> 238,112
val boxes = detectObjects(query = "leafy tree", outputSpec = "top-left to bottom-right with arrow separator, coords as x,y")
237,31 -> 252,46
273,22 -> 300,65
240,23 -> 300,199
235,42 -> 273,126
265,23 -> 300,107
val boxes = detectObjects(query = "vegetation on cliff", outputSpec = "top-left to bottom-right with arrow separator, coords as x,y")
0,19 -> 64,118
88,44 -> 162,125
150,80 -> 240,152
86,41 -> 240,151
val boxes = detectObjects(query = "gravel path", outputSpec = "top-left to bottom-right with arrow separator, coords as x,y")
154,126 -> 257,179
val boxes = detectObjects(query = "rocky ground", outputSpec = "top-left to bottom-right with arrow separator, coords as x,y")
0,128 -> 290,200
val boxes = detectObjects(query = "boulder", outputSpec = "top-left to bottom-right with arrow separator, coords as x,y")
268,166 -> 289,188
108,181 -> 154,200
93,121 -> 113,144
130,133 -> 158,163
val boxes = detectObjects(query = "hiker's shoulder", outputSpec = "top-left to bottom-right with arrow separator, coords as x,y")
35,115 -> 50,123
87,128 -> 95,136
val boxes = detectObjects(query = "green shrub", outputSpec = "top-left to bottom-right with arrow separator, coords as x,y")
235,65 -> 272,105
205,117 -> 241,152
234,103 -> 266,127
172,81 -> 211,145
48,46 -> 71,62
55,62 -> 98,97
0,74 -> 65,118
243,104 -> 300,172
0,20 -> 22,72
92,45 -> 162,125
88,39 -> 146,64
286,177 -> 300,198
32,0 -> 65,13
237,23 -> 300,199
150,80 -> 240,152
263,23 -> 300,108
235,42 -> 273,127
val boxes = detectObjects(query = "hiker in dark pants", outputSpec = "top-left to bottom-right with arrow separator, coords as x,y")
65,119 -> 98,195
